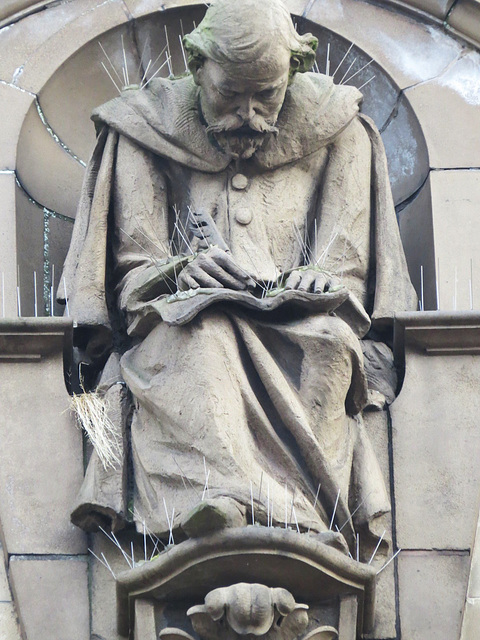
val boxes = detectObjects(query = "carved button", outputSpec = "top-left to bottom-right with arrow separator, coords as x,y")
231,173 -> 248,190
235,209 -> 252,225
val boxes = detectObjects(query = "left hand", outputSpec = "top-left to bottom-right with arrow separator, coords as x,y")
284,268 -> 341,293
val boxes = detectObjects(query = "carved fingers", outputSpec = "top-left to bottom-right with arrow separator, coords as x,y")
284,269 -> 340,293
177,247 -> 255,291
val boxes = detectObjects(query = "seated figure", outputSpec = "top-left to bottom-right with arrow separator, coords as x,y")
63,0 -> 417,553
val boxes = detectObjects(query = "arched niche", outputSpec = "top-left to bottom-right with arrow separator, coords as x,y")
13,3 -> 431,317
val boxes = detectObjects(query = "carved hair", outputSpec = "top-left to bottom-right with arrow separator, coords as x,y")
184,0 -> 318,79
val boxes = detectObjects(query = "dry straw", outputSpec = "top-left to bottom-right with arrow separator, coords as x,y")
71,390 -> 122,470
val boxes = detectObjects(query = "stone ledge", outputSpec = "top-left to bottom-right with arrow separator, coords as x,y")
394,310 -> 480,358
0,317 -> 72,367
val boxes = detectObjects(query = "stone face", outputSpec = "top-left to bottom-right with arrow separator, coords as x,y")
398,551 -> 470,640
9,557 -> 89,640
0,321 -> 86,555
430,170 -> 480,312
405,51 -> 480,169
391,346 -> 480,549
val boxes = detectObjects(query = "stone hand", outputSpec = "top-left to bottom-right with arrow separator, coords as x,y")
177,246 -> 255,291
284,268 -> 341,293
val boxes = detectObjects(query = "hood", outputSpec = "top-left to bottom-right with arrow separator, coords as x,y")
92,72 -> 362,172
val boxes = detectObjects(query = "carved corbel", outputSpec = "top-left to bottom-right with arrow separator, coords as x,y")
158,583 -> 338,640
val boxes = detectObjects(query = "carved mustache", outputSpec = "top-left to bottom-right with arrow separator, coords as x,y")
206,113 -> 278,136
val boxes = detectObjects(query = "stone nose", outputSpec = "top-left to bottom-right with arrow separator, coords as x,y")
236,97 -> 256,122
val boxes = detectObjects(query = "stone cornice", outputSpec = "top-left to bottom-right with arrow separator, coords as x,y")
0,317 -> 73,366
394,311 -> 480,358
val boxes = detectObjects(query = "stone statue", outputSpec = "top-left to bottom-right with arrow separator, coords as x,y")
62,0 -> 417,553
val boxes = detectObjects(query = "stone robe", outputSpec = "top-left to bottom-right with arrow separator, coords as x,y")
63,72 -> 417,546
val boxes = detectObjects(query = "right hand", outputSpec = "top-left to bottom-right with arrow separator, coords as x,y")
177,246 -> 255,291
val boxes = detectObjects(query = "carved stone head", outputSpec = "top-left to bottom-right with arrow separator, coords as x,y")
184,0 -> 318,159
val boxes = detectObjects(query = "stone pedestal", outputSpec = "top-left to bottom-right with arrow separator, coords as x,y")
0,318 -> 89,640
115,528 -> 377,640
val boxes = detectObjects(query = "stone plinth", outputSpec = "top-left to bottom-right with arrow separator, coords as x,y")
391,311 -> 480,639
0,318 -> 89,639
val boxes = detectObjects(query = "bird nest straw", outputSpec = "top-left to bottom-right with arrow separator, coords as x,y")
71,390 -> 122,470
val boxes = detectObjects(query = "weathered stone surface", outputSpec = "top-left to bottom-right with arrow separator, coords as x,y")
460,598 -> 480,640
304,0 -> 463,89
467,511 -> 480,596
47,214 -> 75,308
381,93 -> 430,206
430,170 -> 480,311
0,83 -> 34,171
365,556 -> 396,640
134,4 -> 209,82
0,321 -> 86,554
0,173 -> 18,318
397,176 -> 435,310
448,0 -> 480,46
91,530 -> 136,640
9,556 -> 89,640
0,1 -> 52,24
0,0 -> 126,85
38,24 -> 137,164
399,0 -> 456,19
0,544 -> 11,602
391,346 -> 480,549
0,0 -> 129,94
15,186 -> 44,318
460,503 -> 480,638
125,0 -> 207,17
16,100 -> 84,219
398,551 -> 470,640
405,51 -> 480,169
357,61 -> 399,133
362,410 -> 396,639
0,602 -> 22,640
305,28 -> 400,131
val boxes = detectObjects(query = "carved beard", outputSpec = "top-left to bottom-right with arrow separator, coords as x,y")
206,114 -> 278,160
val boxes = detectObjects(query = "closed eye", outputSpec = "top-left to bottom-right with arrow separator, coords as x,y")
258,87 -> 280,99
218,88 -> 237,99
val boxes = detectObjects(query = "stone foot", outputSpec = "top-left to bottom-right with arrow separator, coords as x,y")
310,531 -> 350,556
181,497 -> 247,538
